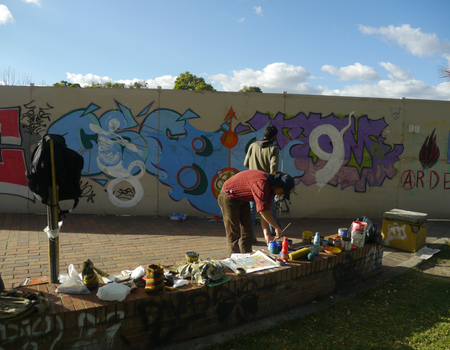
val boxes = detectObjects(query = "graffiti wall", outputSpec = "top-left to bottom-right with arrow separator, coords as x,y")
1,87 -> 449,218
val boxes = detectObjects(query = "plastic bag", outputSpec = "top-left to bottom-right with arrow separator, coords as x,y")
176,259 -> 226,285
56,264 -> 90,294
97,282 -> 130,302
173,279 -> 189,288
354,216 -> 383,244
130,266 -> 145,279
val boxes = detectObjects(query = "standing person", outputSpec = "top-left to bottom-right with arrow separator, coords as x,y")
218,170 -> 295,256
244,125 -> 280,243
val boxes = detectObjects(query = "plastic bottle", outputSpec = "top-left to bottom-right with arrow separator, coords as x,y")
313,232 -> 321,255
280,237 -> 289,260
191,261 -> 200,284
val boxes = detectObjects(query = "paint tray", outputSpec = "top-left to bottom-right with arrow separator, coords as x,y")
170,213 -> 188,221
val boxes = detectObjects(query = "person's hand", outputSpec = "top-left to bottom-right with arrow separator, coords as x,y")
274,228 -> 282,240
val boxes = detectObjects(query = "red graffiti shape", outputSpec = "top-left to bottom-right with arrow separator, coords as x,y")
0,149 -> 28,186
401,170 -> 414,191
0,108 -> 20,138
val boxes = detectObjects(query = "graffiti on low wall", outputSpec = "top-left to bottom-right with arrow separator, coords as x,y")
0,246 -> 382,349
0,105 -> 42,201
236,110 -> 404,193
0,99 -> 404,214
401,128 -> 450,194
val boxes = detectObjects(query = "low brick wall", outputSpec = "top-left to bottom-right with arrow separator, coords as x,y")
0,244 -> 383,350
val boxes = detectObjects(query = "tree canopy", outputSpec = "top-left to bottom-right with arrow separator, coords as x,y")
52,80 -> 81,88
239,86 -> 262,93
173,71 -> 215,91
85,82 -> 126,89
128,81 -> 148,89
440,66 -> 450,81
52,80 -> 149,89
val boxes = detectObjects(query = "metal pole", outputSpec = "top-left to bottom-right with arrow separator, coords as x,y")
156,86 -> 161,217
48,138 -> 59,283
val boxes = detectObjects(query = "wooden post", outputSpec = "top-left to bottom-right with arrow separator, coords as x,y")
48,138 -> 59,283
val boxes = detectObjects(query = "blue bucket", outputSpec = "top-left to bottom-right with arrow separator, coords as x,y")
269,241 -> 280,254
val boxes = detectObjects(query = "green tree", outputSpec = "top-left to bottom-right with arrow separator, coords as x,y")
174,71 -> 215,91
85,82 -> 103,88
85,81 -> 125,88
239,86 -> 262,93
52,80 -> 81,88
128,81 -> 148,89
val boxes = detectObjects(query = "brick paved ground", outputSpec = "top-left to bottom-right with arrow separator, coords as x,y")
1,213 -> 449,289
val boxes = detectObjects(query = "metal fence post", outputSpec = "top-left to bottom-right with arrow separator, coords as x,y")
48,138 -> 59,283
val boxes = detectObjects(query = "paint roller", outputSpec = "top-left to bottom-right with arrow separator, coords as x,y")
288,247 -> 311,260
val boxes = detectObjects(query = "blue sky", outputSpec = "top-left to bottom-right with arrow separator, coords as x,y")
1,0 -> 450,100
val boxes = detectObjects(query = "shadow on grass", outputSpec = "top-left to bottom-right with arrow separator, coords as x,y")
204,242 -> 450,350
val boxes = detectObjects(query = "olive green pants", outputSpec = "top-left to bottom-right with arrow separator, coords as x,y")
218,189 -> 253,256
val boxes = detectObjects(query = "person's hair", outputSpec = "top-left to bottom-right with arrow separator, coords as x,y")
264,125 -> 278,140
271,170 -> 282,176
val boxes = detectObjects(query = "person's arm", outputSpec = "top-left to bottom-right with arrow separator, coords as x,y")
270,147 -> 279,173
260,210 -> 282,241
243,147 -> 251,168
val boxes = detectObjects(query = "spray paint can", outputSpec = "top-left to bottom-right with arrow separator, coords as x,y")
338,228 -> 348,238
280,237 -> 289,260
313,232 -> 321,255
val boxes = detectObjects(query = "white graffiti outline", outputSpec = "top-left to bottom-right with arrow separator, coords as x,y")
0,309 -> 123,350
0,314 -> 63,350
384,221 -> 407,246
310,110 -> 354,191
74,310 -> 125,349
90,119 -> 145,208
365,245 -> 383,272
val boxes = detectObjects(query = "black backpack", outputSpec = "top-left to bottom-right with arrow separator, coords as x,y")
26,134 -> 84,215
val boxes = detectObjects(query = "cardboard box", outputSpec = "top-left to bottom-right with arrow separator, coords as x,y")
381,208 -> 427,252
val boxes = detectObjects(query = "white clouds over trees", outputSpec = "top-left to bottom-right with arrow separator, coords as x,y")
66,73 -> 176,89
66,58 -> 450,100
65,24 -> 450,101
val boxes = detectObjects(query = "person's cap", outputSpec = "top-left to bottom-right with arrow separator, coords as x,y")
273,173 -> 295,200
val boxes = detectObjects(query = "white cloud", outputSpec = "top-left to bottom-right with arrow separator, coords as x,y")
358,24 -> 450,58
21,0 -> 41,6
379,62 -> 412,81
322,79 -> 450,101
66,73 -> 176,88
209,62 -> 314,93
253,6 -> 263,16
65,60 -> 450,101
0,5 -> 15,25
321,63 -> 380,81
237,17 -> 245,23
443,53 -> 450,65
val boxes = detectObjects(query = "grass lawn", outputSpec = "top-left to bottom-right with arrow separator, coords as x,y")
204,242 -> 450,350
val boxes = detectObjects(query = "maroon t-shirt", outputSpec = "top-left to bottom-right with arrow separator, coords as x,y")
222,170 -> 274,213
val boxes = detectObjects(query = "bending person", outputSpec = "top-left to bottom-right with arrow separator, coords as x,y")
218,170 -> 295,256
